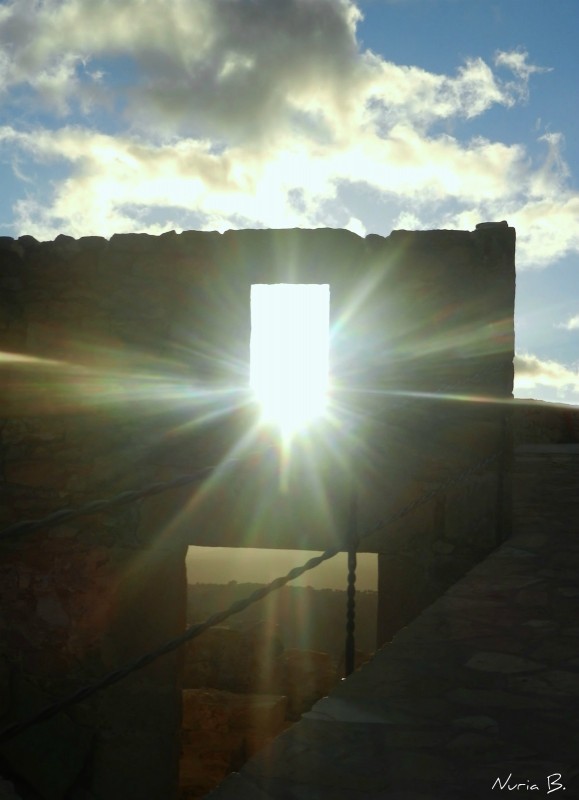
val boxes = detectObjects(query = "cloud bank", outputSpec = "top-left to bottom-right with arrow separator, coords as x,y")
515,353 -> 579,398
0,0 -> 577,269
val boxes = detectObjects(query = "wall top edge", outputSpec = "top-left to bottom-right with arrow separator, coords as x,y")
0,222 -> 513,251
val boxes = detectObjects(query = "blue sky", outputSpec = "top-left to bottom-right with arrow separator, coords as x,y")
1,0 -> 579,405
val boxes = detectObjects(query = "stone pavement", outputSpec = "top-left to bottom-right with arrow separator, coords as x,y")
207,446 -> 579,799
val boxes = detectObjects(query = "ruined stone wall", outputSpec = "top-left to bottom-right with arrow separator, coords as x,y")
0,223 -> 515,798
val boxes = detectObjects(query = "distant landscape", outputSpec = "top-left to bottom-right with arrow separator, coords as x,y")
186,547 -> 378,591
187,582 -> 378,662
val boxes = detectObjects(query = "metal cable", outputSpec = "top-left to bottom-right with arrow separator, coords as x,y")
0,446 -> 498,743
0,546 -> 341,744
0,446 -> 276,540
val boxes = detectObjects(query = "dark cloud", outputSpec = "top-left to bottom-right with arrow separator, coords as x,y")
127,0 -> 362,142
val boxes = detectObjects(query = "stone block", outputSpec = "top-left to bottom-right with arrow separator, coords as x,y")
182,729 -> 245,753
179,690 -> 288,797
229,693 -> 288,732
182,689 -> 232,733
278,649 -> 337,719
77,235 -> 108,249
183,626 -> 283,694
181,689 -> 287,735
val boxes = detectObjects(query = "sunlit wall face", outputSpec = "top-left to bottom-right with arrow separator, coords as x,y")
250,284 -> 330,436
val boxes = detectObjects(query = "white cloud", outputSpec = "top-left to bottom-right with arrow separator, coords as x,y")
556,314 -> 579,332
433,127 -> 579,268
529,133 -> 570,199
0,119 -> 538,240
362,55 -> 515,131
498,193 -> 579,269
0,125 -> 327,237
514,353 -> 579,393
0,0 -> 577,269
0,0 -> 544,142
440,196 -> 579,270
494,49 -> 551,102
344,216 -> 367,237
0,0 -> 364,142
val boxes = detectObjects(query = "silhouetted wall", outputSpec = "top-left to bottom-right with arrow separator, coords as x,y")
513,398 -> 579,444
0,222 -> 515,798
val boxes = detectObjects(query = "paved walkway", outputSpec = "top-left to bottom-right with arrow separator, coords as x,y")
208,446 -> 579,799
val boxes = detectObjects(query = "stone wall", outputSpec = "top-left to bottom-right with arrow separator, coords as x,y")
513,398 -> 579,444
179,625 -> 347,798
0,223 -> 515,798
180,689 -> 289,799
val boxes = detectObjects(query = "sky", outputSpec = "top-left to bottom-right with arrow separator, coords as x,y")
1,0 -> 578,587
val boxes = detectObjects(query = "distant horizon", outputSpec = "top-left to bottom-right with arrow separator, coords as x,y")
186,547 -> 378,592
187,579 -> 378,594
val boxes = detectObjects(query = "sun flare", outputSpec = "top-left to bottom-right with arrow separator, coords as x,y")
250,284 -> 330,437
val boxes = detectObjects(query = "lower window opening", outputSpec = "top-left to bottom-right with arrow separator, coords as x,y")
179,546 -> 377,797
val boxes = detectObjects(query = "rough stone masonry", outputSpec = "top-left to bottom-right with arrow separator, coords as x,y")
0,223 -> 515,799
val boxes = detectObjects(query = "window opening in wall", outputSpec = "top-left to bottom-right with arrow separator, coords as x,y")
182,545 -> 377,795
250,284 -> 330,437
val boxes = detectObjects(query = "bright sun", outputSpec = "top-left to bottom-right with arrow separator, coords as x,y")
250,284 -> 330,436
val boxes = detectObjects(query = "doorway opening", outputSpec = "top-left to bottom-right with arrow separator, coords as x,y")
185,545 -> 377,657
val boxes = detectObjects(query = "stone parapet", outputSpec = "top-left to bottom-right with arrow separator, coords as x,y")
513,398 -> 579,444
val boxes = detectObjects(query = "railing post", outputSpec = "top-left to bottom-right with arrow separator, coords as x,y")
344,486 -> 358,677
